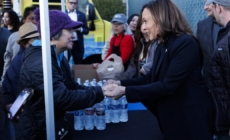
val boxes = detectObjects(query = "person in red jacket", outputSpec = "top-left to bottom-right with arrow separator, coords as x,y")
104,13 -> 135,70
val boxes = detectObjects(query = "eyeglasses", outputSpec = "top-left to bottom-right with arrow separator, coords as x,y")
69,2 -> 77,5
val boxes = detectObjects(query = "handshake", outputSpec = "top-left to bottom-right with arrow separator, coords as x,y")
102,80 -> 126,100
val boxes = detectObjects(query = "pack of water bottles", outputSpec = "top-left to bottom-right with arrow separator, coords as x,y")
74,78 -> 128,131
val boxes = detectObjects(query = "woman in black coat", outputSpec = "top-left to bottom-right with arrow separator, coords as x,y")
104,0 -> 215,139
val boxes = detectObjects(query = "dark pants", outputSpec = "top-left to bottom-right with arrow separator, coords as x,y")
69,41 -> 84,64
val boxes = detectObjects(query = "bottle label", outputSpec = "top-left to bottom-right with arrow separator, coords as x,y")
85,109 -> 94,115
75,110 -> 84,116
110,104 -> 120,110
120,104 -> 128,109
96,109 -> 105,116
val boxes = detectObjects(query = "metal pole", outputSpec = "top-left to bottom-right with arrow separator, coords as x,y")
61,0 -> 66,12
39,0 -> 56,139
61,0 -> 68,59
13,0 -> 20,15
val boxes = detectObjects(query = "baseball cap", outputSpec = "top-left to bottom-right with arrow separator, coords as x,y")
111,13 -> 127,24
213,0 -> 230,6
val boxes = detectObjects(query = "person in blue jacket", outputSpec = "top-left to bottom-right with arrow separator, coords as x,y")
2,22 -> 40,105
104,0 -> 215,139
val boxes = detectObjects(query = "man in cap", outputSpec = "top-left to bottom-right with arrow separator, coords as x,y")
67,0 -> 89,64
196,0 -> 221,82
206,0 -> 230,139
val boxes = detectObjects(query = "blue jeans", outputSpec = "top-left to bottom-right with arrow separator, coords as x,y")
214,133 -> 230,140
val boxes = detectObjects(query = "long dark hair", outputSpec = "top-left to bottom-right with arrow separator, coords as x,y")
2,10 -> 20,33
143,0 -> 195,43
20,6 -> 36,25
133,0 -> 195,71
127,14 -> 139,34
127,14 -> 139,25
132,15 -> 151,69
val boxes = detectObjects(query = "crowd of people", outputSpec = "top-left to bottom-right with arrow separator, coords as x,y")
0,0 -> 230,139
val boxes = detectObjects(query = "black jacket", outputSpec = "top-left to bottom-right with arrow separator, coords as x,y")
0,89 -> 15,140
121,34 -> 215,140
207,21 -> 230,132
15,45 -> 104,139
196,16 -> 216,81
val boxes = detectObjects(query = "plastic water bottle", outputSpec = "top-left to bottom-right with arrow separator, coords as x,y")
95,102 -> 106,130
97,81 -> 103,87
104,96 -> 111,123
76,78 -> 82,85
90,80 -> 96,87
84,107 -> 94,130
93,104 -> 98,126
119,96 -> 128,122
102,80 -> 106,85
110,99 -> 120,123
84,80 -> 90,87
92,79 -> 97,84
74,110 -> 84,130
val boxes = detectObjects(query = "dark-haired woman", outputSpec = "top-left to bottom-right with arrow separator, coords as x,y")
1,6 -> 36,85
104,0 -> 215,139
132,15 -> 158,76
2,10 -> 20,34
127,14 -> 139,34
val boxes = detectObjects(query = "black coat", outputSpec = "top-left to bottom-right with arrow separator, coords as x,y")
207,21 -> 230,132
121,34 -> 215,140
15,45 -> 103,139
69,10 -> 89,64
196,16 -> 216,82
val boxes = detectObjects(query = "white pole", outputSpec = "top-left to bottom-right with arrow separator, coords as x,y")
13,0 -> 20,15
126,0 -> 129,17
61,0 -> 68,59
61,0 -> 66,12
39,0 -> 56,139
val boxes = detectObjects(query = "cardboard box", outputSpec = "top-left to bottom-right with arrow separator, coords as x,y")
72,65 -> 99,82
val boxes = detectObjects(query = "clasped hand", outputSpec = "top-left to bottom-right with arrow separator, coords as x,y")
102,80 -> 125,100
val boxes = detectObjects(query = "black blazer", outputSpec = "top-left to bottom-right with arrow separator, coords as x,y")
67,10 -> 89,47
76,10 -> 89,48
121,34 -> 214,139
196,16 -> 215,81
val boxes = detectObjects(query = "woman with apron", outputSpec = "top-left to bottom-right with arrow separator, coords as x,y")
104,13 -> 135,71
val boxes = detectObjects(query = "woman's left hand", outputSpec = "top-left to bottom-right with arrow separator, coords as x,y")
103,84 -> 125,100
